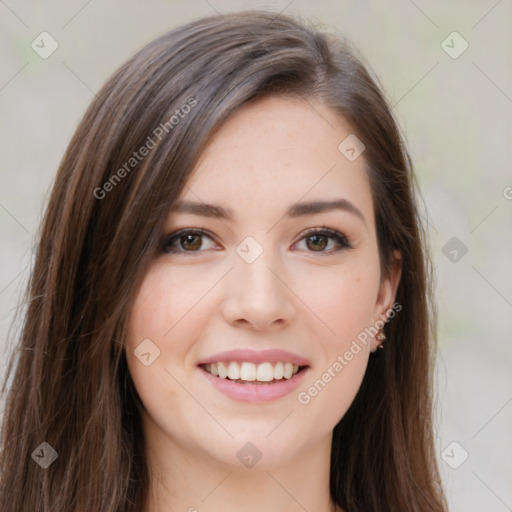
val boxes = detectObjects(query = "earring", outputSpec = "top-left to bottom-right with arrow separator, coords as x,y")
376,328 -> 386,349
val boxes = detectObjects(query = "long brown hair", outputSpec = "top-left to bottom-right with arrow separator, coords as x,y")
0,11 -> 447,511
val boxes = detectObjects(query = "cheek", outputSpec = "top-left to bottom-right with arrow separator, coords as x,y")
323,275 -> 376,336
297,253 -> 381,349
294,255 -> 380,425
124,264 -> 213,438
125,263 -> 201,383
127,262 -> 216,352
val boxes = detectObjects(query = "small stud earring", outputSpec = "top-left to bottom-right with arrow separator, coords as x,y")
376,329 -> 386,349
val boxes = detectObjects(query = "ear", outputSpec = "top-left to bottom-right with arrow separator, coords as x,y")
370,249 -> 402,352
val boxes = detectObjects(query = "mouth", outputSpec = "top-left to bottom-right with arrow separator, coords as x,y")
197,349 -> 311,402
200,361 -> 307,384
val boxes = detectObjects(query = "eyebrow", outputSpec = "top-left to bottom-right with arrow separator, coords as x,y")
170,199 -> 367,226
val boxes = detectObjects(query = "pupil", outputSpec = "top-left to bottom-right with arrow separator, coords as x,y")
182,234 -> 201,250
308,235 -> 327,251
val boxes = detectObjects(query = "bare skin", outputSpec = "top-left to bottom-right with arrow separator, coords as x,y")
126,96 -> 401,512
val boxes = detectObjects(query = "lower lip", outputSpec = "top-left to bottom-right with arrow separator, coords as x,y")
199,366 -> 309,403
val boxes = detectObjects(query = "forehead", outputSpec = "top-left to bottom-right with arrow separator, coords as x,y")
178,96 -> 373,225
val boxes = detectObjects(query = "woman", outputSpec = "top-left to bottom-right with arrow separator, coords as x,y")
0,11 -> 448,512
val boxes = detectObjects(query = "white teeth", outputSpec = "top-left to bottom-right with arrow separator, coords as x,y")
217,362 -> 228,379
256,362 -> 274,382
240,362 -> 256,381
227,361 -> 240,380
274,361 -> 284,380
283,362 -> 293,379
203,361 -> 302,382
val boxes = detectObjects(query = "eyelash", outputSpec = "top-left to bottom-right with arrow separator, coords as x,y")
161,226 -> 353,256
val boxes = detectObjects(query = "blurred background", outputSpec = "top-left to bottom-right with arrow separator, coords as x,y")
1,1 -> 511,510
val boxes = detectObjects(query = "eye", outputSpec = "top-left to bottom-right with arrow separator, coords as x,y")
293,227 -> 352,254
162,229 -> 217,254
161,226 -> 352,256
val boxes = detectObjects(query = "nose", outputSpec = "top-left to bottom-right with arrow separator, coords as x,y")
221,254 -> 296,331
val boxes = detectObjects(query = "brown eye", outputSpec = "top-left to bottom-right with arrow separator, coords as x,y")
295,228 -> 352,254
179,234 -> 202,251
162,229 -> 216,254
306,234 -> 328,251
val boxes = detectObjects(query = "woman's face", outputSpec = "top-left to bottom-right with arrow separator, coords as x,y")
126,96 -> 401,471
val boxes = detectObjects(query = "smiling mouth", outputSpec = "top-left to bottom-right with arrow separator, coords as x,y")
200,361 -> 307,384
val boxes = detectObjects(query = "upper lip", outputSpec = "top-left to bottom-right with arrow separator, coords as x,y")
197,349 -> 311,367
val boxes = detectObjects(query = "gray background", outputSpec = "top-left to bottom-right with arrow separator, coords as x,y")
1,1 -> 511,510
